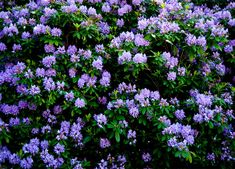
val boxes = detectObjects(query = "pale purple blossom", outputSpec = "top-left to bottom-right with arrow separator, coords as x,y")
42,55 -> 56,68
129,107 -> 139,118
94,113 -> 107,127
133,53 -> 147,64
61,4 -> 78,13
92,58 -> 103,70
0,42 -> 7,51
51,28 -> 62,37
116,19 -> 124,27
174,110 -> 186,120
54,143 -> 65,155
44,44 -> 55,53
167,72 -> 176,81
100,138 -> 111,148
118,51 -> 132,64
75,98 -> 86,108
20,157 -> 33,169
65,91 -> 75,101
142,153 -> 151,162
29,85 -> 41,95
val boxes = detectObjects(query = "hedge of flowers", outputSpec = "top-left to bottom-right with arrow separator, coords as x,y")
0,0 -> 235,168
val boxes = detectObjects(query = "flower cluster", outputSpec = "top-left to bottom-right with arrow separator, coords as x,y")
0,0 -> 234,168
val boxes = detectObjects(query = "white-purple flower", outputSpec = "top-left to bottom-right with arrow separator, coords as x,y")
75,98 -> 86,108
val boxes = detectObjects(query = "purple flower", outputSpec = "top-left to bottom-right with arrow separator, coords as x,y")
24,69 -> 34,78
138,18 -> 149,30
162,52 -> 178,69
98,97 -> 107,105
167,72 -> 176,81
17,17 -> 27,26
43,77 -> 56,91
186,34 -> 197,46
54,143 -> 65,155
35,68 -> 45,77
51,28 -> 62,37
150,91 -> 160,100
65,91 -> 74,101
98,22 -> 110,35
197,36 -> 207,47
100,138 -> 111,148
118,51 -> 132,64
29,85 -> 41,95
12,44 -> 22,51
57,121 -> 70,140
40,140 -> 49,150
77,78 -> 85,88
75,98 -> 86,108
45,68 -> 56,77
82,49 -> 92,59
33,24 -> 48,35
20,157 -> 33,169
127,129 -> 136,139
61,4 -> 78,13
159,115 -> 171,126
9,153 -> 20,165
132,0 -> 142,5
193,114 -> 203,123
159,21 -> 180,34
95,44 -> 104,53
42,55 -> 56,68
69,68 -> 77,78
67,45 -> 77,55
44,44 -> 55,53
224,45 -> 233,53
133,53 -> 147,64
116,19 -> 124,27
56,81 -> 65,90
79,5 -> 87,14
228,18 -> 235,26
195,93 -> 212,107
9,117 -> 20,126
215,63 -> 225,76
118,5 -> 132,16
92,58 -> 103,70
94,113 -> 107,127
134,34 -> 149,47
174,110 -> 186,120
207,153 -> 215,161
129,107 -> 139,118
87,7 -> 97,16
22,138 -> 40,155
70,122 -> 83,145
142,153 -> 151,162
70,54 -> 80,62
44,7 -> 57,17
53,105 -> 62,114
102,3 -> 111,13
3,24 -> 19,36
87,76 -> 97,87
178,67 -> 186,76
55,46 -> 66,55
0,42 -> 7,51
100,71 -> 111,87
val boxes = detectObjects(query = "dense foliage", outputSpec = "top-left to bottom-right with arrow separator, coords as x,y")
0,0 -> 235,168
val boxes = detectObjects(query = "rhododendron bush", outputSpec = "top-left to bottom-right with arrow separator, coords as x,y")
0,0 -> 234,168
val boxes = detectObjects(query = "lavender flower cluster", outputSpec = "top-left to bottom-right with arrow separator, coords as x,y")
0,0 -> 234,168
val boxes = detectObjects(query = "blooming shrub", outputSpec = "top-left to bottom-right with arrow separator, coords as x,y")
0,0 -> 235,168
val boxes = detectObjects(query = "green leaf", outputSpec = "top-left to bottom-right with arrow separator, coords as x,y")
208,121 -> 214,129
187,153 -> 193,163
115,131 -> 120,142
